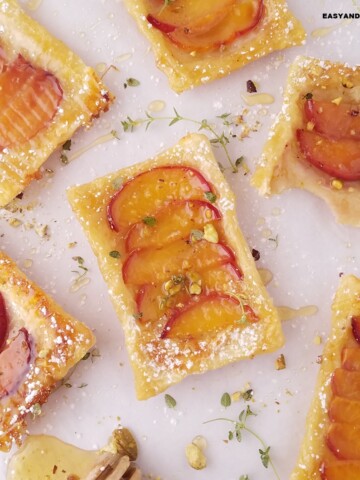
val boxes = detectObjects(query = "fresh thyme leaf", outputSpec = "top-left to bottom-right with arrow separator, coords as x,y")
72,256 -> 84,265
142,216 -> 157,226
78,383 -> 88,389
228,431 -> 234,440
109,250 -> 121,259
235,156 -> 244,168
217,113 -> 231,119
268,234 -> 279,248
221,392 -> 231,408
111,129 -> 120,140
240,475 -> 250,480
82,352 -> 90,361
124,77 -> 140,88
235,423 -> 242,442
121,116 -> 139,132
204,191 -> 217,203
62,140 -> 72,151
259,447 -> 271,468
165,393 -> 177,408
64,382 -> 72,388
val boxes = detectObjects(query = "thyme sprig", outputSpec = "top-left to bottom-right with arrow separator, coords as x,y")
121,108 -> 243,173
204,406 -> 280,480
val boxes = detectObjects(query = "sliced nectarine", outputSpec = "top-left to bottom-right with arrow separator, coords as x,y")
125,199 -> 221,252
321,461 -> 360,480
0,292 -> 8,350
145,0 -> 235,34
123,239 -> 234,285
342,348 -> 360,371
0,55 -> 62,150
332,368 -> 360,401
329,397 -> 360,425
0,328 -> 31,400
305,99 -> 360,141
167,0 -> 263,52
160,292 -> 246,339
108,166 -> 215,233
352,316 -> 360,344
136,261 -> 245,322
297,129 -> 360,181
327,423 -> 360,460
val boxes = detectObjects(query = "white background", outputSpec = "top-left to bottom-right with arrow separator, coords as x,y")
1,0 -> 360,478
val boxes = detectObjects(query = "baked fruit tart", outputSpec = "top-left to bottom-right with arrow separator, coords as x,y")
0,251 -> 95,452
252,56 -> 360,226
67,133 -> 283,400
291,275 -> 360,480
123,0 -> 306,92
0,0 -> 113,207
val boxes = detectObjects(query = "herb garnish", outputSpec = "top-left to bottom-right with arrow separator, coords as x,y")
246,80 -> 257,93
204,406 -> 280,479
124,77 -> 141,88
121,108 -> 245,173
60,139 -> 72,164
109,250 -> 121,259
165,393 -> 177,408
71,256 -> 89,278
143,216 -> 157,226
204,191 -> 217,203
240,475 -> 250,480
221,392 -> 231,408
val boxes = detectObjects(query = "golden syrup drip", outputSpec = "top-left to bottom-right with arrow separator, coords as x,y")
68,132 -> 117,163
312,19 -> 352,38
147,100 -> 166,113
277,305 -> 318,322
241,93 -> 275,106
258,268 -> 273,286
6,435 -> 99,480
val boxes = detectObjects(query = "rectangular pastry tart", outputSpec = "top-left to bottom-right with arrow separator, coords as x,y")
0,0 -> 113,207
123,0 -> 306,93
0,251 -> 95,452
290,275 -> 360,480
67,133 -> 284,400
252,56 -> 360,227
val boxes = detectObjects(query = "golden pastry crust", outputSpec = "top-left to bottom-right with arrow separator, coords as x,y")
67,133 -> 284,400
290,275 -> 360,480
0,251 -> 96,452
252,56 -> 360,226
0,0 -> 113,207
123,0 -> 306,93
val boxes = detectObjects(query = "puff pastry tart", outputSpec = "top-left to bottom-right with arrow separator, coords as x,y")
67,133 -> 283,400
123,0 -> 306,93
0,0 -> 113,207
291,275 -> 360,480
253,56 -> 360,226
0,251 -> 95,452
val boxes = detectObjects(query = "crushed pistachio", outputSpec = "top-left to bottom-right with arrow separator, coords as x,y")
275,354 -> 286,370
203,224 -> 219,243
331,179 -> 343,190
331,96 -> 343,106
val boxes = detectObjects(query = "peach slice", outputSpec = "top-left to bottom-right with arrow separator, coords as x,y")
108,166 -> 215,233
332,368 -> 360,401
0,292 -> 8,350
160,292 -> 250,339
0,328 -> 31,400
167,0 -> 263,52
136,261 -> 244,322
352,316 -> 360,344
123,239 -> 234,285
0,55 -> 62,151
321,461 -> 360,480
327,423 -> 360,460
329,397 -> 360,425
145,0 -> 235,34
125,199 -> 221,252
342,348 -> 360,371
305,99 -> 360,141
297,129 -> 360,181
